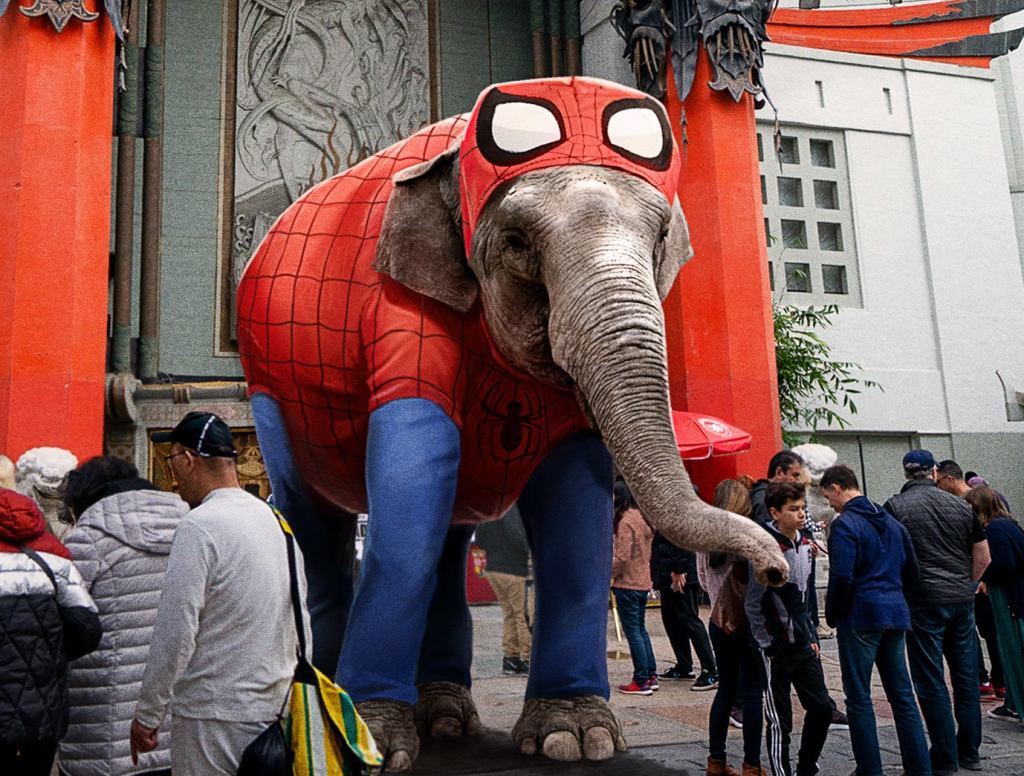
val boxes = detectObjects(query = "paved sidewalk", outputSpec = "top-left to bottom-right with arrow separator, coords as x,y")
414,606 -> 1024,775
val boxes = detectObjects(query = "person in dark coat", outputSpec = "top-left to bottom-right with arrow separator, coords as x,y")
884,449 -> 990,774
0,488 -> 102,775
821,465 -> 931,776
651,532 -> 717,689
749,451 -> 804,527
475,505 -> 532,675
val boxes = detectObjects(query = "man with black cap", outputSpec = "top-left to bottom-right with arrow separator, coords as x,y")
884,449 -> 991,775
130,412 -> 310,775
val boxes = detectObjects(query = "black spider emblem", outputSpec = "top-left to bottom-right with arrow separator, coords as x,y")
478,382 -> 544,463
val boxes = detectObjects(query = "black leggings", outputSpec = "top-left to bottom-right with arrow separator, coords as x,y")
709,623 -> 765,766
659,585 -> 717,673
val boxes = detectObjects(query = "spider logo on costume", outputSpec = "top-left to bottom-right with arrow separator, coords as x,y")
476,381 -> 545,463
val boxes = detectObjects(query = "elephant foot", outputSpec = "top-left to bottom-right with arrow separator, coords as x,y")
512,695 -> 627,762
355,699 -> 418,772
414,681 -> 482,739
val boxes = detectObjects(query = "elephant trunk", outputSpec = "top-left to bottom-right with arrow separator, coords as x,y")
546,246 -> 787,585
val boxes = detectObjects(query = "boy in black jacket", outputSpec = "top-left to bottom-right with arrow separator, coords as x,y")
745,482 -> 835,776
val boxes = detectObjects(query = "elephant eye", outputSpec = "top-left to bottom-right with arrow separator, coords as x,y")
602,98 -> 672,171
476,88 -> 565,166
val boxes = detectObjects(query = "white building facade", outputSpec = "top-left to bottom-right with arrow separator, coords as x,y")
583,1 -> 1024,506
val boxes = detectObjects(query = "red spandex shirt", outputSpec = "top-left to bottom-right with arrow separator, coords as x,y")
237,77 -> 680,523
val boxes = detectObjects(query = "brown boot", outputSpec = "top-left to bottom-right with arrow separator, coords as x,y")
741,764 -> 768,776
706,756 -> 741,776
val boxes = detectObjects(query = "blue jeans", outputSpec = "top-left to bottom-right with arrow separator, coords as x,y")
837,627 -> 931,776
614,588 -> 656,683
906,602 -> 982,772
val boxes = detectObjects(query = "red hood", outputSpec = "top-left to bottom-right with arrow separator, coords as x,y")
0,487 -> 71,558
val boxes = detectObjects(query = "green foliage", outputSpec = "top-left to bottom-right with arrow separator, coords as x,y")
773,303 -> 881,445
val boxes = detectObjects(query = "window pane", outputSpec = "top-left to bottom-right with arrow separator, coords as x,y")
785,262 -> 811,292
818,222 -> 843,251
757,133 -> 764,162
777,177 -> 803,206
764,217 -> 772,247
768,261 -> 775,292
810,139 -> 834,167
822,264 -> 849,294
761,175 -> 767,204
779,136 -> 799,164
814,180 -> 838,209
782,219 -> 807,249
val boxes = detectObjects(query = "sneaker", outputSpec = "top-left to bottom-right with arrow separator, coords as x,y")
659,665 -> 696,680
729,707 -> 744,728
830,709 -> 850,730
987,704 -> 1019,721
514,658 -> 530,675
619,680 -> 653,696
691,670 -> 718,691
980,681 -> 995,698
502,657 -> 519,675
645,675 -> 660,692
958,760 -> 983,772
995,685 -> 1006,700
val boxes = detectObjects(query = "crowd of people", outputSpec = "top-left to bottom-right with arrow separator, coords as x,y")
609,447 -> 1024,776
1,412 -> 308,776
2,409 -> 1024,776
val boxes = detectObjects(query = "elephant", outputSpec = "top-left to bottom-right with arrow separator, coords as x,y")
236,76 -> 788,771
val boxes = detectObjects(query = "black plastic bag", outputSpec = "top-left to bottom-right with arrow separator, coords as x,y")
237,720 -> 292,776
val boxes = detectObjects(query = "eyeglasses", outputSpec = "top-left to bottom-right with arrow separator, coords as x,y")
163,451 -> 190,464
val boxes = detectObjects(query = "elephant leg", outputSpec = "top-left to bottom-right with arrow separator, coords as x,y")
512,431 -> 626,762
338,398 -> 460,772
251,392 -> 356,675
415,524 -> 481,739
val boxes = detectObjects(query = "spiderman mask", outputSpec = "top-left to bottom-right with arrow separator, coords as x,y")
458,76 -> 683,253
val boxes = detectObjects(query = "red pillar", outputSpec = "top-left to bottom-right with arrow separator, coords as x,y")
0,13 -> 114,461
662,56 -> 782,495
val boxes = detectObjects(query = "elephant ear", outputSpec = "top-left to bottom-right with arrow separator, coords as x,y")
654,195 -> 695,300
374,146 -> 479,313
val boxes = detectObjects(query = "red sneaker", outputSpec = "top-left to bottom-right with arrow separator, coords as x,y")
995,685 -> 1006,699
618,680 -> 653,696
980,682 -> 995,699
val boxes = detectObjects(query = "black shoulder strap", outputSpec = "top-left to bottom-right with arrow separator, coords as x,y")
275,512 -> 308,664
20,544 -> 58,593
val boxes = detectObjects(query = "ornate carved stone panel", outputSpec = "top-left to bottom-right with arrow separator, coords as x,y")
222,0 -> 432,346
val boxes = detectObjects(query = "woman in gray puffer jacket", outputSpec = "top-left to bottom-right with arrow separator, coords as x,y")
58,457 -> 188,776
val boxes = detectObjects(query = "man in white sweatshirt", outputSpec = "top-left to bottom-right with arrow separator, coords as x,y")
130,411 -> 309,775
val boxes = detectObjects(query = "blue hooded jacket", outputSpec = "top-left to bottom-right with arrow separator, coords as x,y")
825,496 -> 920,631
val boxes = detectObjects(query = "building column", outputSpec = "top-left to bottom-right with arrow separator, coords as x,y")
0,13 -> 115,460
663,55 -> 783,491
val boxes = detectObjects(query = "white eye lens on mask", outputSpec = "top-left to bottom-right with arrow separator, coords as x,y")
606,107 -> 664,160
490,102 -> 563,154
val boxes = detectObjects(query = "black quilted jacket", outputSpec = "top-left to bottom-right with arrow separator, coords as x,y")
0,488 -> 102,745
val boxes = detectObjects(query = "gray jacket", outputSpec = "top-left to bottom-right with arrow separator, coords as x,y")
59,488 -> 187,776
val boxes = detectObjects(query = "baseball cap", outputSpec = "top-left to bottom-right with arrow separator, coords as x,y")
902,449 -> 936,473
152,411 -> 237,458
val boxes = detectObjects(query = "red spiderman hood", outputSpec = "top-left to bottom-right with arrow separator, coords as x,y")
458,76 -> 682,253
0,487 -> 71,558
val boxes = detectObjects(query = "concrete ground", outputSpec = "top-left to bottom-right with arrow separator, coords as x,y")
414,605 -> 1024,775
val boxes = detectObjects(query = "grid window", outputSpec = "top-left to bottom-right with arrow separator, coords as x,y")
785,262 -> 812,292
778,177 -> 803,207
810,139 -> 835,167
779,136 -> 800,164
814,180 -> 838,209
822,264 -> 848,294
758,125 -> 860,305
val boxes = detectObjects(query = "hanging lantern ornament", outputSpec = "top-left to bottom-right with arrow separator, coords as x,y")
0,0 -> 123,37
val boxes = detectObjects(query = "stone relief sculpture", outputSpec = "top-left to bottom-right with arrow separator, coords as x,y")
15,447 -> 79,540
229,0 -> 430,337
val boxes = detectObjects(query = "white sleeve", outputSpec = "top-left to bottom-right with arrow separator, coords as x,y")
134,521 -> 214,728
